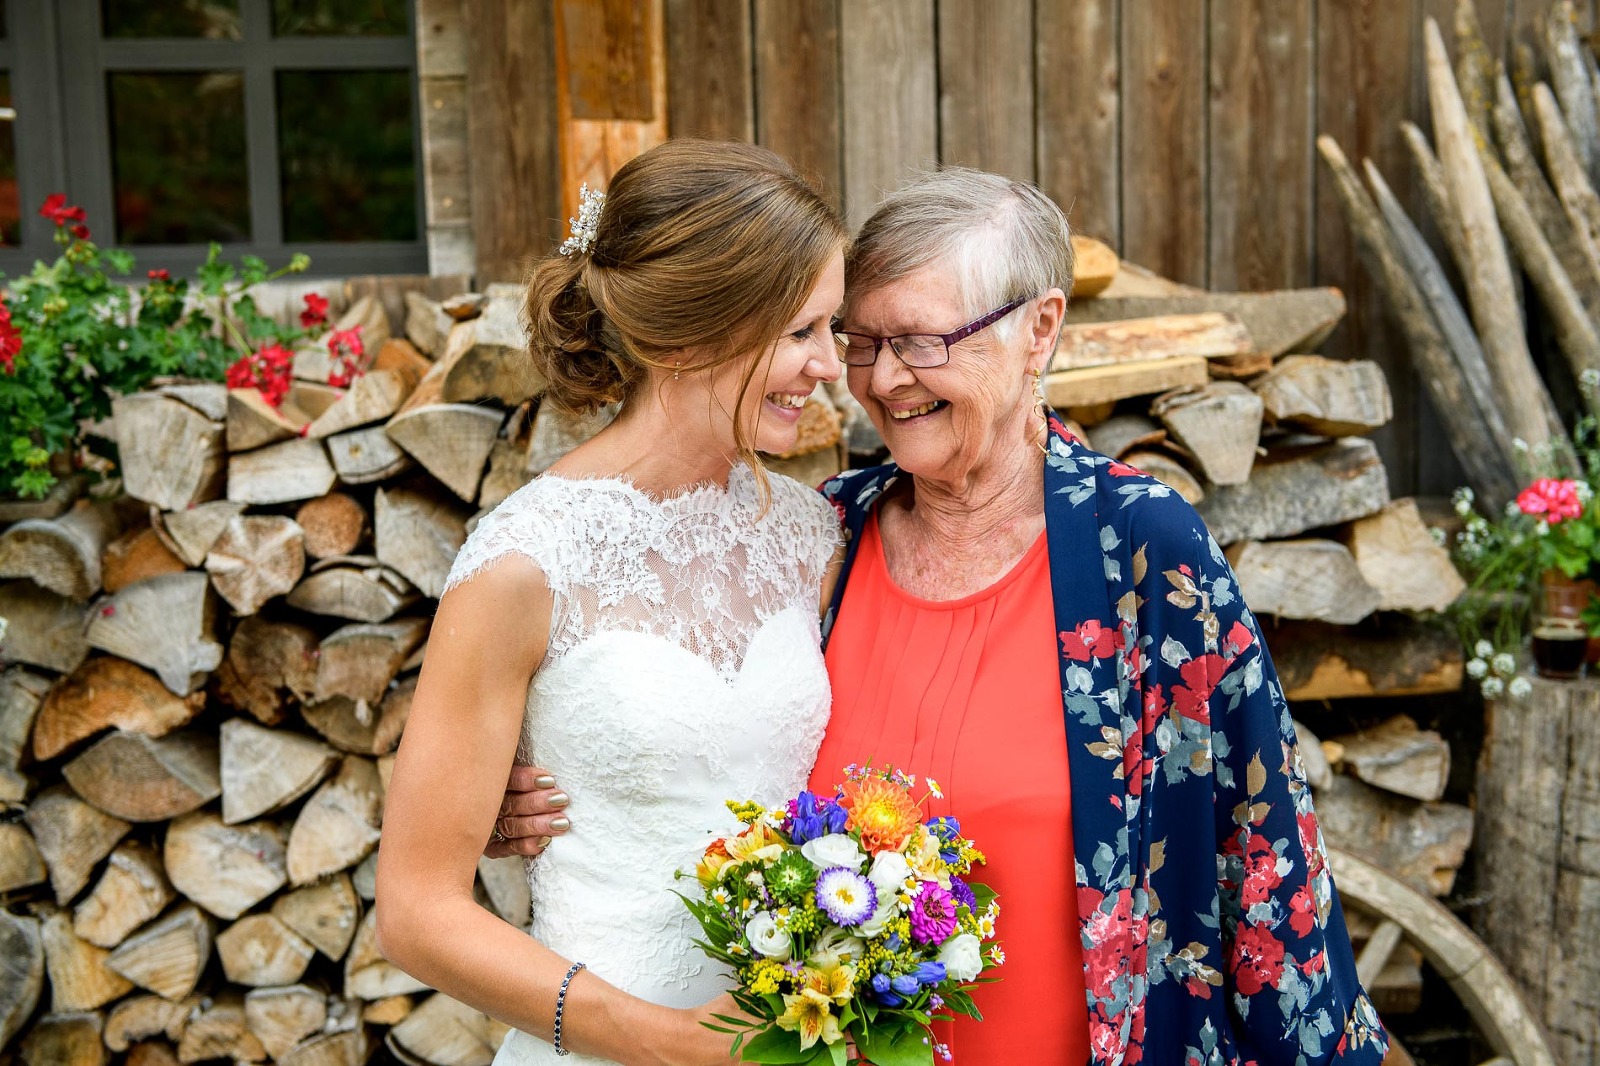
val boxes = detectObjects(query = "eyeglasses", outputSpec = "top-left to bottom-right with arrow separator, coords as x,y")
833,294 -> 1034,368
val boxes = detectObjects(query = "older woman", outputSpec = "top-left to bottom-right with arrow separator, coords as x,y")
498,168 -> 1387,1066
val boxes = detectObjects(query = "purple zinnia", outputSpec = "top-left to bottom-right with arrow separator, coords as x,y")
815,867 -> 877,927
948,877 -> 977,912
909,883 -> 959,946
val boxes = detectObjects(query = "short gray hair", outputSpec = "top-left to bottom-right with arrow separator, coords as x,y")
846,168 -> 1075,340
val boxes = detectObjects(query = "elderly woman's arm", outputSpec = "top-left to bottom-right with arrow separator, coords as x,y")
374,558 -> 742,1066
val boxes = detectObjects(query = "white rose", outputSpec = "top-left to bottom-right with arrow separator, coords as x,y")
936,933 -> 983,982
808,927 -> 867,969
867,851 -> 912,896
800,833 -> 866,872
745,912 -> 792,960
857,894 -> 898,938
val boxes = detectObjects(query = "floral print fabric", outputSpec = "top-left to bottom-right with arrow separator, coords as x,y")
819,419 -> 1387,1066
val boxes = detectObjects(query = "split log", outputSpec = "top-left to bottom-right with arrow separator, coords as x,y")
280,1028 -> 367,1066
295,493 -> 367,560
765,444 -> 846,488
20,1012 -> 106,1066
1427,21 -> 1568,456
23,784 -> 130,904
163,811 -> 288,920
477,854 -> 531,928
388,993 -> 510,1066
177,993 -> 267,1064
1399,121 -> 1475,284
773,397 -> 842,460
284,381 -> 344,424
1084,414 -> 1165,459
1315,774 -> 1473,896
0,667 -> 49,801
220,717 -> 338,824
204,515 -> 306,616
1539,79 -> 1600,284
1054,288 -> 1346,358
1482,147 -> 1600,400
245,984 -> 327,1061
105,902 -> 214,1001
303,676 -> 413,756
102,526 -> 187,593
113,394 -> 226,511
374,486 -> 469,599
214,617 -> 318,726
153,382 -> 228,422
385,403 -> 504,502
1149,382 -> 1262,486
62,730 -> 221,822
39,906 -> 134,1011
0,501 -> 119,600
306,369 -> 420,439
1452,0 -> 1496,143
479,438 -> 533,510
1226,539 -> 1380,625
442,292 -> 486,320
364,995 -> 414,1026
1196,438 -> 1390,546
286,756 -> 384,886
287,562 -> 418,623
0,821 -> 47,892
427,299 -> 543,406
33,657 -> 200,761
1328,715 -> 1450,803
0,473 -> 84,524
1545,1 -> 1599,178
271,872 -> 360,960
127,1038 -> 182,1064
226,388 -> 303,452
1491,69 -> 1600,318
1253,355 -> 1393,437
86,572 -> 221,697
1477,674 -> 1600,1066
1050,312 -> 1254,369
313,618 -> 428,706
227,438 -> 338,506
404,291 -> 453,356
155,500 -> 246,568
375,336 -> 433,382
105,994 -> 195,1052
339,295 -> 393,357
1341,499 -> 1467,613
327,424 -> 414,484
525,403 -> 616,476
0,911 -> 43,1050
216,914 -> 315,987
0,582 -> 89,673
72,842 -> 175,948
1204,352 -> 1274,380
1268,617 -> 1463,701
1068,235 -> 1119,298
344,909 -> 429,1000
1043,356 -> 1210,408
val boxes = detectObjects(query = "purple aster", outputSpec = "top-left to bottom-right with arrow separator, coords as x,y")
948,877 -> 977,912
909,883 -> 958,946
815,867 -> 877,927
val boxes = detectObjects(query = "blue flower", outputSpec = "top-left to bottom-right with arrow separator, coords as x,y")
870,973 -> 903,1007
948,877 -> 977,912
821,794 -> 849,834
927,816 -> 962,864
891,975 -> 920,996
912,961 -> 947,986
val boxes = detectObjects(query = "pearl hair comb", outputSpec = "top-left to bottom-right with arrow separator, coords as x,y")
559,183 -> 605,257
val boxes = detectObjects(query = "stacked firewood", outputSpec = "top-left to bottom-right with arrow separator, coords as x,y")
0,278 -> 862,1066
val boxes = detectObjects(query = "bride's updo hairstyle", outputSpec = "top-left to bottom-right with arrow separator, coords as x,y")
524,141 -> 845,453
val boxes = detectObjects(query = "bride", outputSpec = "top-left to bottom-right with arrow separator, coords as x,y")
374,140 -> 848,1065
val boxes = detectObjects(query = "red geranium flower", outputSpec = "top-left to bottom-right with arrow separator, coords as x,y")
1516,477 -> 1584,523
148,269 -> 170,281
0,298 -> 20,374
300,292 -> 329,328
39,193 -> 86,227
326,325 -> 365,388
70,223 -> 90,241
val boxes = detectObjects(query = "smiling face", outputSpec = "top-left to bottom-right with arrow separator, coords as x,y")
841,266 -> 1061,487
698,248 -> 846,457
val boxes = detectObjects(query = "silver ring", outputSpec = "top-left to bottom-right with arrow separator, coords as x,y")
491,819 -> 509,844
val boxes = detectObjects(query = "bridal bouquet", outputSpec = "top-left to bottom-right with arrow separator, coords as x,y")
679,765 -> 1001,1066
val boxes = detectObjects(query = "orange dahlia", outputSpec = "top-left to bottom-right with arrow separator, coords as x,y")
840,776 -> 922,854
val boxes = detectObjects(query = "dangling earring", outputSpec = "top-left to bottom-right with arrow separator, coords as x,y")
1031,367 -> 1050,454
673,361 -> 681,381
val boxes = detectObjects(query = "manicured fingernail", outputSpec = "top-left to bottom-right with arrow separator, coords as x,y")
534,775 -> 556,789
548,791 -> 570,809
536,836 -> 553,848
550,816 -> 571,832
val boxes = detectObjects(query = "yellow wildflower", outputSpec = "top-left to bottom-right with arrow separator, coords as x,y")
776,987 -> 842,1050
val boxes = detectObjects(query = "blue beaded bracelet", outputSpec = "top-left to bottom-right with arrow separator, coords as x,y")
553,961 -> 586,1056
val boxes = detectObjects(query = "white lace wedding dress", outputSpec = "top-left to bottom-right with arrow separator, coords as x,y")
441,463 -> 839,1066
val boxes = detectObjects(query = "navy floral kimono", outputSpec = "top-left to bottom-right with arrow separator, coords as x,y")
819,417 -> 1387,1066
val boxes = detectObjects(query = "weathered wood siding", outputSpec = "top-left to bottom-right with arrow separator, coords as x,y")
444,0 -> 1599,496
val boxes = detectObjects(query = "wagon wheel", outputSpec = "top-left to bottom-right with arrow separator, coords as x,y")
1329,848 -> 1556,1066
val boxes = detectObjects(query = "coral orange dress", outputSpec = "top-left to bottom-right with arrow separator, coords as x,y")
810,512 -> 1091,1064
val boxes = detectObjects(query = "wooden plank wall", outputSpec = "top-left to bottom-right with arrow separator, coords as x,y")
461,0 -> 1598,498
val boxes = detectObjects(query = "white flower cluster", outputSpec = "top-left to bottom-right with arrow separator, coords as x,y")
1466,640 -> 1531,699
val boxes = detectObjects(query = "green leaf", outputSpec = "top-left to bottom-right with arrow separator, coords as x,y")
739,1025 -> 808,1064
853,1021 -> 933,1066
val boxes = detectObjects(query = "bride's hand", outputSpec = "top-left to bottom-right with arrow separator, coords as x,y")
665,993 -> 753,1065
482,764 -> 570,859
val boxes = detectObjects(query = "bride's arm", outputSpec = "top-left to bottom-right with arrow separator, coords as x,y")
375,557 -> 736,1066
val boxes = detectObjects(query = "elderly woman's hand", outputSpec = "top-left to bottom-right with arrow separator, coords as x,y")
483,764 -> 570,859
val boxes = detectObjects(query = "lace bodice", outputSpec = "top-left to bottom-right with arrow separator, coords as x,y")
442,463 -> 839,1066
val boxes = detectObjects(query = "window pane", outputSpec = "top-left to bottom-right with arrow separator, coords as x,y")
272,0 -> 407,36
102,0 -> 243,39
278,70 -> 417,242
108,72 -> 249,243
0,73 -> 16,245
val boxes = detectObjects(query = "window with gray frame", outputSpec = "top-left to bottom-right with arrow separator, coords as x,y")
0,0 -> 424,278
